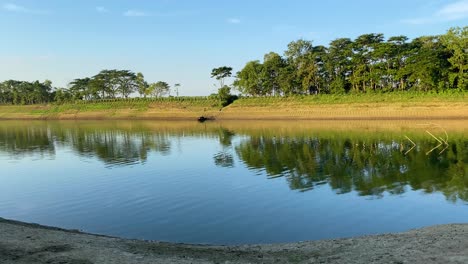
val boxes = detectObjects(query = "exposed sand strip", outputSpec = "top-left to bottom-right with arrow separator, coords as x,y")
1,218 -> 467,264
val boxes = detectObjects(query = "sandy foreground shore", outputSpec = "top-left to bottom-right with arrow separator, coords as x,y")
1,218 -> 468,264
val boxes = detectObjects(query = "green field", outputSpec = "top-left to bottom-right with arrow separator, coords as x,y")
233,91 -> 466,106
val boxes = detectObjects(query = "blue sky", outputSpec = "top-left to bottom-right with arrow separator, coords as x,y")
1,0 -> 467,95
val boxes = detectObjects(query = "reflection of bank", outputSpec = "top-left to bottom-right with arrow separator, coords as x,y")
235,133 -> 467,202
405,123 -> 451,156
0,121 -> 466,202
212,128 -> 236,168
213,152 -> 234,168
0,123 -> 172,167
0,125 -> 56,158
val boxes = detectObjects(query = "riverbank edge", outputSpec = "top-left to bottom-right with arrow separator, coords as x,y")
1,217 -> 468,264
0,102 -> 467,120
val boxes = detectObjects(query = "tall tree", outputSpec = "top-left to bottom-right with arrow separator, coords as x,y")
235,61 -> 266,96
387,36 -> 410,91
174,83 -> 181,97
300,46 -> 328,94
148,81 -> 170,98
440,26 -> 468,90
284,39 -> 313,64
115,70 -> 137,98
284,39 -> 314,94
326,38 -> 353,93
136,72 -> 149,98
92,70 -> 115,98
211,66 -> 233,88
404,36 -> 451,91
350,33 -> 384,92
262,52 -> 285,96
69,78 -> 91,100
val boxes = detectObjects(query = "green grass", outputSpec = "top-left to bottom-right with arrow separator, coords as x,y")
0,97 -> 223,118
41,97 -> 221,113
232,91 -> 467,107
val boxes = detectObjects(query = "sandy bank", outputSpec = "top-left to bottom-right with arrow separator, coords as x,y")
1,218 -> 467,264
0,100 -> 467,120
217,102 -> 468,120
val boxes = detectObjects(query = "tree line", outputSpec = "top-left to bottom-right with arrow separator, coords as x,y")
0,80 -> 53,105
234,27 -> 467,96
0,26 -> 466,105
0,69 -> 178,105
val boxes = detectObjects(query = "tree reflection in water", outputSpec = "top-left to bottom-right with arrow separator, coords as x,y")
236,135 -> 467,202
0,122 -> 466,202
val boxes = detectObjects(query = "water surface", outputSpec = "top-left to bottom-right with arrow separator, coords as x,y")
0,120 -> 467,245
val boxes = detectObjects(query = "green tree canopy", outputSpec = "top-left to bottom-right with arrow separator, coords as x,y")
211,66 -> 233,88
148,81 -> 170,98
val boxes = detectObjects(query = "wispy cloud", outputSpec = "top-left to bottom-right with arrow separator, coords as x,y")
3,3 -> 47,14
122,9 -> 200,18
96,6 -> 109,13
436,0 -> 468,20
402,0 -> 468,24
3,3 -> 27,12
123,9 -> 149,17
227,18 -> 241,24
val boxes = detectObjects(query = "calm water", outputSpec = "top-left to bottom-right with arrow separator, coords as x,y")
0,120 -> 467,245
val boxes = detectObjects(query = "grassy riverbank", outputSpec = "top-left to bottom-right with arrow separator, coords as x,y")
1,217 -> 468,264
0,92 -> 466,120
220,92 -> 468,120
0,97 -> 222,120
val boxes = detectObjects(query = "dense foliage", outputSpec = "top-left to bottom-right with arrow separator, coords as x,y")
234,27 -> 467,96
0,69 -> 175,105
0,80 -> 53,104
0,27 -> 466,105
